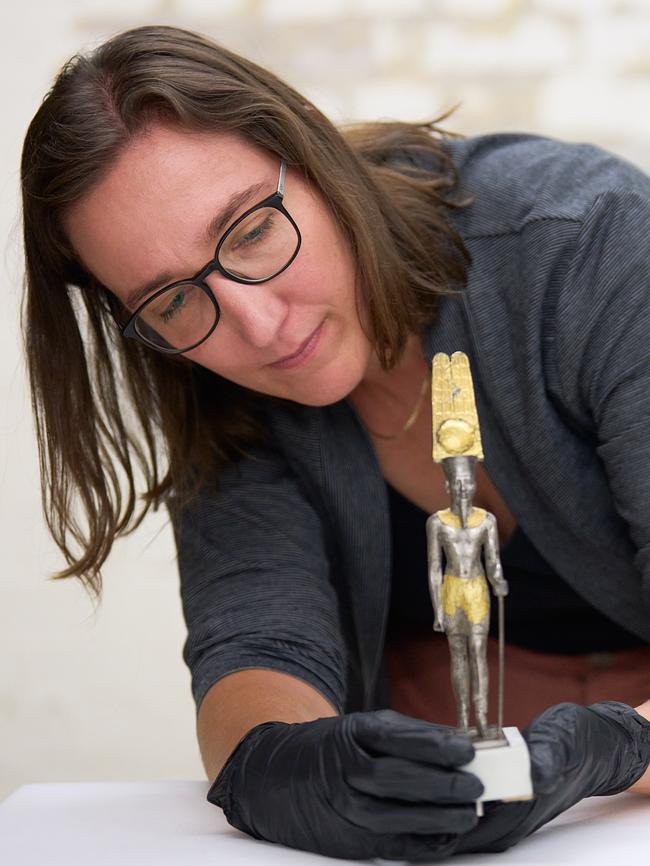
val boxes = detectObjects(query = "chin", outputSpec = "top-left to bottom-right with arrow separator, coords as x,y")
285,369 -> 364,408
287,385 -> 352,408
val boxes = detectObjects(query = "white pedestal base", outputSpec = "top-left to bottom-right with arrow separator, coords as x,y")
460,726 -> 533,815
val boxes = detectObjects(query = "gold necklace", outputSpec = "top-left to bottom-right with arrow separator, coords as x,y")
363,373 -> 430,441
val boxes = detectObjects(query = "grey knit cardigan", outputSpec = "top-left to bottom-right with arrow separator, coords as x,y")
171,133 -> 650,717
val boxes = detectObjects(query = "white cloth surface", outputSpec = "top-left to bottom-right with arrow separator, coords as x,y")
0,781 -> 648,865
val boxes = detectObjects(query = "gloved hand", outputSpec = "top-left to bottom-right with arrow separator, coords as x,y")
207,708 -> 484,862
455,700 -> 650,854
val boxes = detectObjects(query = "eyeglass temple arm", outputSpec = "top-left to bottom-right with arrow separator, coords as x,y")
278,160 -> 287,197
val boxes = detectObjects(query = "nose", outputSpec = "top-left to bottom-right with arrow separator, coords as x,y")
205,271 -> 289,349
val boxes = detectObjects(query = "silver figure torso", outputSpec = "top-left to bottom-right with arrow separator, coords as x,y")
429,517 -> 495,580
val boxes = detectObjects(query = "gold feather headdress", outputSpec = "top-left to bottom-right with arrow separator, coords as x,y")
431,351 -> 484,462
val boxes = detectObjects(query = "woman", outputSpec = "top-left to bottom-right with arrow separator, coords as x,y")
21,24 -> 650,862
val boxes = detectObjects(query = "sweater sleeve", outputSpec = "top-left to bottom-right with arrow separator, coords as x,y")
554,188 -> 650,611
168,442 -> 347,716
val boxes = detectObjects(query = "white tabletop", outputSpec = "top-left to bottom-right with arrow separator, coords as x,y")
0,781 -> 648,865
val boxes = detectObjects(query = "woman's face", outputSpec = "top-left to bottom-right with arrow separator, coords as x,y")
63,123 -> 376,406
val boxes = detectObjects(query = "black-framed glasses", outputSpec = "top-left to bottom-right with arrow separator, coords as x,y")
121,159 -> 301,354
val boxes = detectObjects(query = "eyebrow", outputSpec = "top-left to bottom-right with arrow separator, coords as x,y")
124,181 -> 266,310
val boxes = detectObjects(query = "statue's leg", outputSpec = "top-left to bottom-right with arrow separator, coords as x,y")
447,631 -> 470,731
469,629 -> 489,738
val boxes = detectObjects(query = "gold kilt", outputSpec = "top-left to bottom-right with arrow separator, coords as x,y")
442,573 -> 489,624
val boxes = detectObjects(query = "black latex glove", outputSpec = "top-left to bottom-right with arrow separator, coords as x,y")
455,700 -> 650,854
207,708 -> 484,862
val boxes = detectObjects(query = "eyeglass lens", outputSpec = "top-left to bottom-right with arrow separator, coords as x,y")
134,206 -> 299,351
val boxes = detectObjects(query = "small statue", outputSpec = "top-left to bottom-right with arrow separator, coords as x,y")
427,352 -> 509,742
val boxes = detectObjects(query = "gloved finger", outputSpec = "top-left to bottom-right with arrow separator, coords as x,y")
453,799 -> 533,855
523,703 -> 580,794
353,709 -> 475,766
345,755 -> 484,803
373,830 -> 460,863
331,785 -> 480,835
525,735 -> 573,794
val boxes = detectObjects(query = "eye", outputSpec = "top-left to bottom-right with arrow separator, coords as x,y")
230,212 -> 275,251
160,290 -> 187,322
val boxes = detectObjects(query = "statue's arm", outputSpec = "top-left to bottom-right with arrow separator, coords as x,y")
484,514 -> 508,597
426,515 -> 445,631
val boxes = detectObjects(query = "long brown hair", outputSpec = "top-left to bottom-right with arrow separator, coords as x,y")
21,25 -> 473,600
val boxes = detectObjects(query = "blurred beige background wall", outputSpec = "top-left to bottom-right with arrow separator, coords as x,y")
3,0 -> 650,801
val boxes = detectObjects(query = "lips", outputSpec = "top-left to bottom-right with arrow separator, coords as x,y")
269,322 -> 321,366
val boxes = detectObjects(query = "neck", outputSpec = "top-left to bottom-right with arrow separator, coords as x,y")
450,501 -> 475,528
347,333 -> 428,412
451,502 -> 473,515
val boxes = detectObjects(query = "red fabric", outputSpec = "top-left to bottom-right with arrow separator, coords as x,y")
383,630 -> 650,730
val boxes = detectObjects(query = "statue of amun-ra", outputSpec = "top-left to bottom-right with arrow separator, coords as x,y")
427,352 -> 509,741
